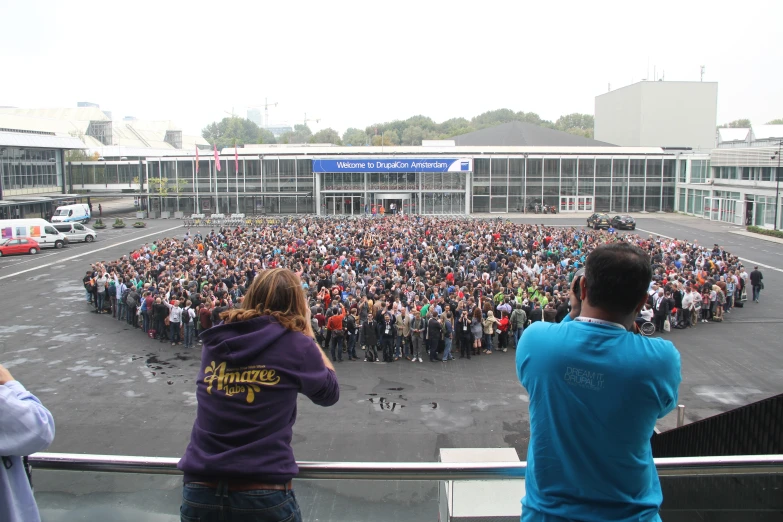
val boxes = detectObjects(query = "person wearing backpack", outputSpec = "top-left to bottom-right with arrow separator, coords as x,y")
182,300 -> 196,349
510,303 -> 527,348
118,279 -> 130,323
108,276 -> 117,317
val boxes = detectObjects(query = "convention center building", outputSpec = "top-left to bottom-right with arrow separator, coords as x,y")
67,142 -> 679,217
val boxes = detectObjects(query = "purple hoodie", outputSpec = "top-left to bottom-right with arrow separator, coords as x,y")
179,316 -> 339,484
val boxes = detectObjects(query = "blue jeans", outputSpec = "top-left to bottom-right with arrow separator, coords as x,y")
96,292 -> 105,311
181,483 -> 302,522
484,333 -> 494,352
442,338 -> 452,361
183,322 -> 195,348
753,284 -> 761,302
514,328 -> 523,348
394,334 -> 402,357
347,334 -> 357,359
117,300 -> 125,321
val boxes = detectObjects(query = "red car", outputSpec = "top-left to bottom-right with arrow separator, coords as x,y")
0,237 -> 41,256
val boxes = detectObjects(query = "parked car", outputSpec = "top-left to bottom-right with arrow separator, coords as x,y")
586,213 -> 611,230
52,222 -> 98,243
611,215 -> 636,230
0,219 -> 69,249
0,237 -> 40,257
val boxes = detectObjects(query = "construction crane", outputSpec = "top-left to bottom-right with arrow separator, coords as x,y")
303,113 -> 321,128
247,98 -> 278,129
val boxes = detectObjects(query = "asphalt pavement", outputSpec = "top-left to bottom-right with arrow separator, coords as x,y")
1,215 -> 781,522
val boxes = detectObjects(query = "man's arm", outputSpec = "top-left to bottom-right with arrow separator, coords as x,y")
0,365 -> 55,456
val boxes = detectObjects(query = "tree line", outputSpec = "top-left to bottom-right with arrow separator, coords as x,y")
718,118 -> 783,128
200,109 -> 597,148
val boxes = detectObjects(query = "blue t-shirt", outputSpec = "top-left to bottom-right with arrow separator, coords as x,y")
516,320 -> 681,522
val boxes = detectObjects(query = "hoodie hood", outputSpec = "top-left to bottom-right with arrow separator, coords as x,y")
200,315 -> 289,366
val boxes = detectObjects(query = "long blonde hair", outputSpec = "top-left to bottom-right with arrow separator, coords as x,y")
220,268 -> 314,338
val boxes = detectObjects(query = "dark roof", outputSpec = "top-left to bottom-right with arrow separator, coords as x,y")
452,121 -> 615,147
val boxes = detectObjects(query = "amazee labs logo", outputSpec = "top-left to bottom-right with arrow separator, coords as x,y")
204,361 -> 281,403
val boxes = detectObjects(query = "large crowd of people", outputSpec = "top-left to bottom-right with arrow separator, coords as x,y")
81,215 -> 763,361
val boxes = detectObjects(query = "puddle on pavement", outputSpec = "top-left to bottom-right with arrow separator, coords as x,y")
387,387 -> 404,391
368,397 -> 405,413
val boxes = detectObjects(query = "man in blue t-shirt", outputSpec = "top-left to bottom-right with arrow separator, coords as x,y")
516,242 -> 681,522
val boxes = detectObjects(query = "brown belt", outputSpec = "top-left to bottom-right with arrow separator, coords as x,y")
190,480 -> 293,492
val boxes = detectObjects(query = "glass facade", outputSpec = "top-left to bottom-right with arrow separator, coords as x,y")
66,153 -> 683,216
690,160 -> 709,183
0,147 -> 62,195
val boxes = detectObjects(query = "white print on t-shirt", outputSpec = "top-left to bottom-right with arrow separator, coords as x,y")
564,366 -> 605,391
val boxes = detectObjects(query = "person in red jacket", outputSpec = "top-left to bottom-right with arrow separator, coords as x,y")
327,303 -> 346,363
497,311 -> 511,352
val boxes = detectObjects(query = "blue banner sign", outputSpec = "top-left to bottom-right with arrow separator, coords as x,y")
312,158 -> 472,173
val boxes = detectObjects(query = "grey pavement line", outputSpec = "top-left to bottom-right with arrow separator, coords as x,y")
635,227 -> 783,274
0,225 -> 182,282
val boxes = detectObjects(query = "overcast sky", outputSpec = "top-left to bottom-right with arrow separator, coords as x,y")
2,0 -> 782,137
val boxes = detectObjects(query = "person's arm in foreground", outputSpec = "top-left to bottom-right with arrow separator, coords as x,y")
0,364 -> 55,456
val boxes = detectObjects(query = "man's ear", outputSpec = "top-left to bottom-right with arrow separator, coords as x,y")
579,276 -> 588,302
634,294 -> 648,316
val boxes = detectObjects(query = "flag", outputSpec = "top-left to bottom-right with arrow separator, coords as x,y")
234,140 -> 239,173
214,144 -> 221,172
195,146 -> 199,175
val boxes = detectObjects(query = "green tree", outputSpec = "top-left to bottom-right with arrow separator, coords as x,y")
342,128 -> 368,146
201,117 -> 261,148
767,118 -> 783,125
437,117 -> 472,137
371,129 -> 399,146
718,119 -> 752,128
471,108 -> 520,128
310,128 -> 342,145
259,128 -> 277,144
278,124 -> 312,144
555,113 -> 594,132
401,125 -> 435,146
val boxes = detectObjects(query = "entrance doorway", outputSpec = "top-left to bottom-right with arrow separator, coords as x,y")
560,196 -> 593,212
372,193 -> 412,215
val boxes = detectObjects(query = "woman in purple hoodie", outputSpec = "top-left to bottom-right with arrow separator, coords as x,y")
178,268 -> 339,522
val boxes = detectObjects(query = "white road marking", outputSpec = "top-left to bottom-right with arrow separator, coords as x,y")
635,227 -> 783,274
0,251 -> 60,268
0,226 -> 182,281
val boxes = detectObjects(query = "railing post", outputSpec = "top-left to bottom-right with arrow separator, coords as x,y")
676,404 -> 685,427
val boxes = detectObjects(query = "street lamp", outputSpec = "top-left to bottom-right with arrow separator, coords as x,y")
771,140 -> 782,231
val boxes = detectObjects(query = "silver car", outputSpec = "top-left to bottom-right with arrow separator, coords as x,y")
52,222 -> 97,243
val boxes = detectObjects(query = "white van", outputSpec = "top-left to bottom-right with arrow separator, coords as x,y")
0,219 -> 69,249
52,222 -> 98,243
52,204 -> 91,224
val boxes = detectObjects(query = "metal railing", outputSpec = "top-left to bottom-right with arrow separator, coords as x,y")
29,453 -> 783,480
